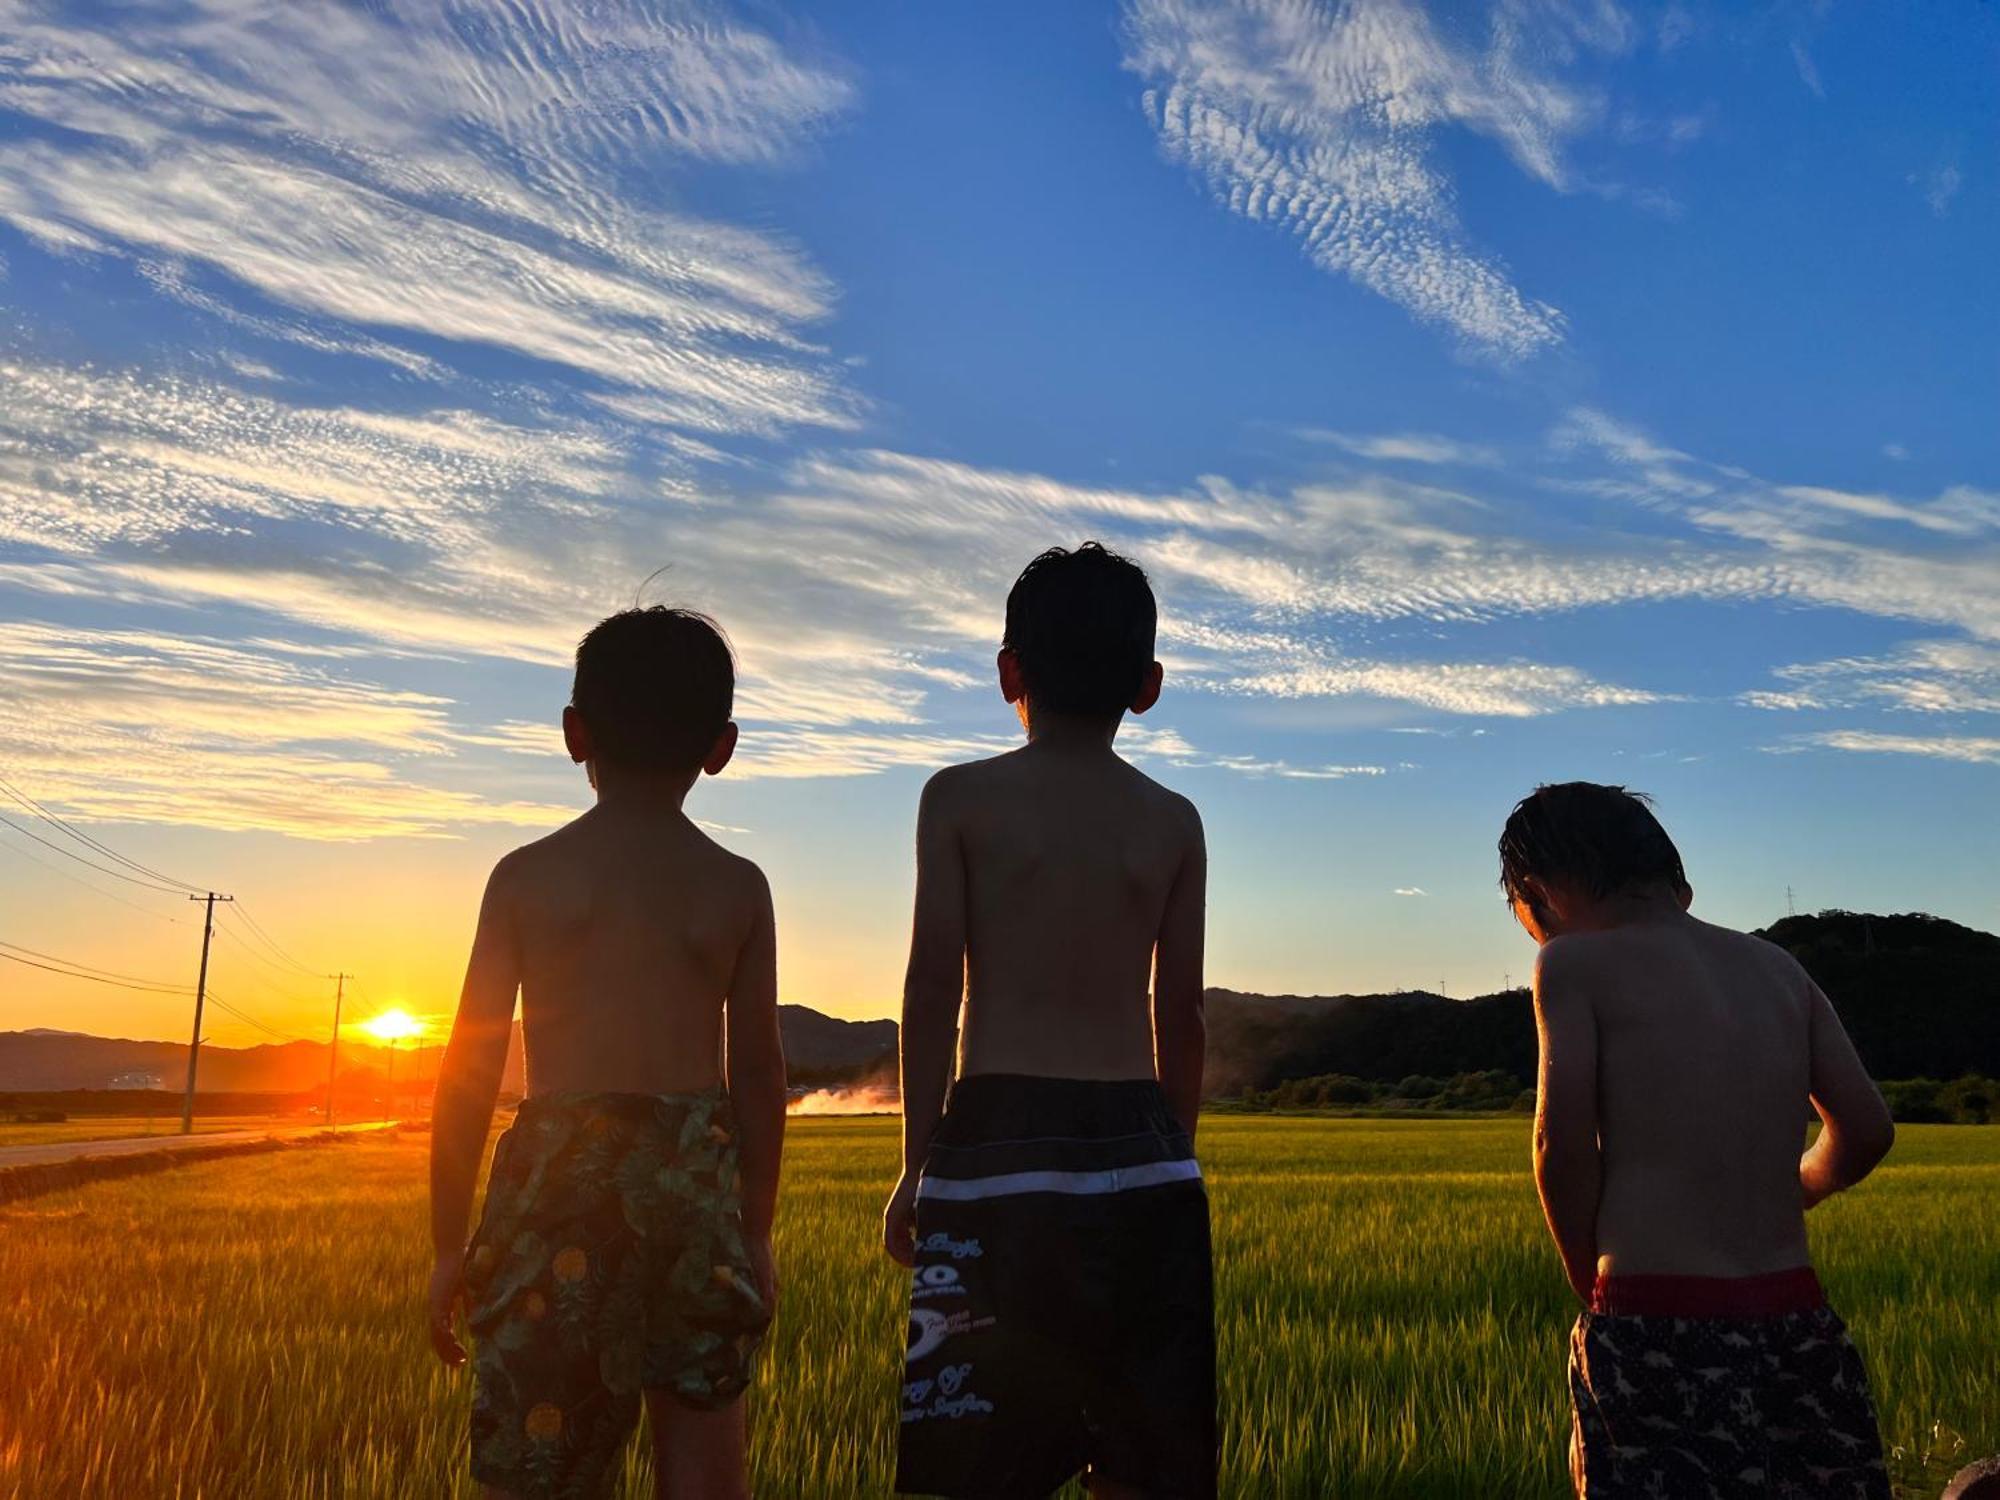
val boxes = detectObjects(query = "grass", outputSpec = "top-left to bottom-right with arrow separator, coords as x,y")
0,1118 -> 1992,1497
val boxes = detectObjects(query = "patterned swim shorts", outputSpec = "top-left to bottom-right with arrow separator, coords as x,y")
1569,1269 -> 1890,1499
463,1088 -> 771,1499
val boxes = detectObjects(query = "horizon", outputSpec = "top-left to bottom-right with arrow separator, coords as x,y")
3,2 -> 1996,1048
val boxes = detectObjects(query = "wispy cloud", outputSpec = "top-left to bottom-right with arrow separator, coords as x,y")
1298,430 -> 1501,466
1779,731 -> 2000,766
1393,886 -> 1428,897
0,623 -> 573,839
5,328 -> 1997,840
1123,0 -> 1639,356
0,0 -> 858,434
1789,38 -> 1825,99
1744,642 -> 2000,716
1915,163 -> 1962,218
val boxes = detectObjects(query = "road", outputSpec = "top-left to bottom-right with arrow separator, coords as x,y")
0,1121 -> 398,1172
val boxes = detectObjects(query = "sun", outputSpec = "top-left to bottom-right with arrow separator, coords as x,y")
359,1008 -> 426,1042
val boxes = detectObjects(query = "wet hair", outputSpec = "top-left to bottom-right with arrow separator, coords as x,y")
1002,542 -> 1157,719
571,607 -> 734,773
1498,782 -> 1688,920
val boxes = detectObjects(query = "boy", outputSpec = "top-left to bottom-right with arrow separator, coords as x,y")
427,607 -> 785,1500
883,543 -> 1213,1500
1502,782 -> 1895,1499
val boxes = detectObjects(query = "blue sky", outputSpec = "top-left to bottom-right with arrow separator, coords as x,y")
0,0 -> 1994,1041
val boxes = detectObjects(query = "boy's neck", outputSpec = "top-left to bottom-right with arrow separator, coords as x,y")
591,763 -> 700,811
1568,890 -> 1688,933
1024,709 -> 1123,751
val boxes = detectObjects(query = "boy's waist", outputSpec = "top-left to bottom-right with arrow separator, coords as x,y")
1589,1266 -> 1826,1319
510,1085 -> 734,1138
920,1072 -> 1197,1203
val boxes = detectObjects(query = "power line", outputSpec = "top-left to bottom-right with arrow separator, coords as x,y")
210,916 -> 323,988
205,988 -> 311,1045
0,825 -> 187,926
0,772 -> 201,892
0,943 -> 193,995
228,900 -> 326,977
0,810 -> 191,894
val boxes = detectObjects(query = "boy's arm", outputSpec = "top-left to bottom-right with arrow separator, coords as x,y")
726,868 -> 786,1292
1532,942 -> 1602,1305
1152,804 -> 1207,1141
1800,978 -> 1894,1208
884,771 -> 966,1265
427,857 -> 523,1365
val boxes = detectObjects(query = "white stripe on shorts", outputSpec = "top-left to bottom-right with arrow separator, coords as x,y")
915,1156 -> 1203,1202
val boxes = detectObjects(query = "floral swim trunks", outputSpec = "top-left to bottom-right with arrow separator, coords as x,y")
464,1088 -> 771,1499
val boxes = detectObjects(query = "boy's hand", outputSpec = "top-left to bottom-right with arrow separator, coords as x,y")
882,1170 -> 919,1267
748,1236 -> 780,1310
428,1250 -> 468,1367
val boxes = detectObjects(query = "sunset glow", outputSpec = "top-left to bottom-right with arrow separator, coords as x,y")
358,1009 -> 426,1043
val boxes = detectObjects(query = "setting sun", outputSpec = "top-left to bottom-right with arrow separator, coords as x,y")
358,1009 -> 426,1043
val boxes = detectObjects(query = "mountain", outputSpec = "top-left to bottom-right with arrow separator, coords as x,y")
0,1003 -> 898,1095
1205,909 -> 2000,1096
7,911 -> 1989,1099
1202,987 -> 1532,1096
1755,911 -> 2000,1080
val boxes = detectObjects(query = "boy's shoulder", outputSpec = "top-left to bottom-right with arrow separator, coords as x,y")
1535,918 -> 1808,1001
487,813 -> 768,903
922,750 -> 1202,833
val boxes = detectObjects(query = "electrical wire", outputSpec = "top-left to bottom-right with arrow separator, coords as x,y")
0,943 -> 194,995
225,900 -> 325,978
0,826 -> 186,926
0,810 -> 193,894
0,772 -> 202,892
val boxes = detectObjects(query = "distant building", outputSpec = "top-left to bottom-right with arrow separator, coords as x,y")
107,1071 -> 163,1090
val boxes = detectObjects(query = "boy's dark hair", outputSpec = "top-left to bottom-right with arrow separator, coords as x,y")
572,607 -> 734,773
1498,782 -> 1688,917
1003,542 -> 1157,719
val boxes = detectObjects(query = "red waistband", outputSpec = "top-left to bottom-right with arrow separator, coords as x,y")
1590,1267 -> 1826,1319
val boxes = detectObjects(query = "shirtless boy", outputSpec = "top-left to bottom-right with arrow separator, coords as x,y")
428,607 -> 785,1500
1502,782 -> 1895,1499
883,543 -> 1213,1499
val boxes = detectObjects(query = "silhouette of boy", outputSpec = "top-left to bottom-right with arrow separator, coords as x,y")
883,542 -> 1214,1500
428,608 -> 784,1500
1503,782 -> 1894,1499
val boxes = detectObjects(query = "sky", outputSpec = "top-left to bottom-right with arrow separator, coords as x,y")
1,0 -> 1995,1048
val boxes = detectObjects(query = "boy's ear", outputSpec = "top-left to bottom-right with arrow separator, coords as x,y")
1676,879 -> 1694,912
702,721 -> 739,778
1129,660 -> 1164,716
561,704 -> 591,764
997,647 -> 1026,705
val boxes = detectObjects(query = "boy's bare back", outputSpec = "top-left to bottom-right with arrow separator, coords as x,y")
493,804 -> 769,1096
1539,914 -> 1831,1278
929,741 -> 1204,1081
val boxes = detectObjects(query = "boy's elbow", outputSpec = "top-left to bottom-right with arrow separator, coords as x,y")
1861,1114 -> 1896,1169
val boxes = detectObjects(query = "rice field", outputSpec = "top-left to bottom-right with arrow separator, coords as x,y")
0,1117 -> 1993,1498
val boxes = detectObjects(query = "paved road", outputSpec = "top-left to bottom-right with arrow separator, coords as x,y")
0,1121 -> 398,1171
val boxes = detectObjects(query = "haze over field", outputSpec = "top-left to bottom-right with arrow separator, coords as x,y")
1,2 -> 1994,1045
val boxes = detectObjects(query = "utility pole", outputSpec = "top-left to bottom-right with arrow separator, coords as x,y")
325,973 -> 348,1131
181,891 -> 233,1134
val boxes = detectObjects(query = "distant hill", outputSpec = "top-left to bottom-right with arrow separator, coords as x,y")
1202,987 -> 1532,1096
1207,910 -> 2000,1096
1754,911 -> 2000,1080
0,1004 -> 900,1095
8,911 -> 1989,1100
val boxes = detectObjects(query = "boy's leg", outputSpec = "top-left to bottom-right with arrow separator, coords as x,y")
645,1392 -> 749,1500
